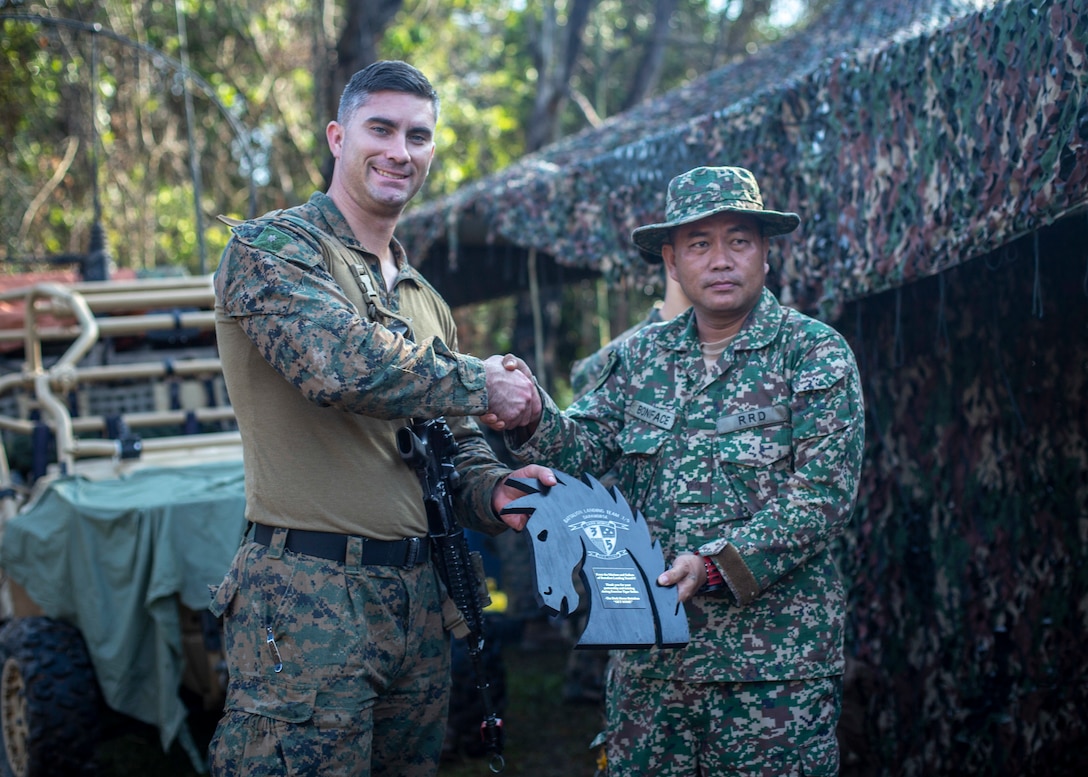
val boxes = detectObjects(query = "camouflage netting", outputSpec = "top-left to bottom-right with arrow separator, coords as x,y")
401,0 -> 1088,321
400,1 -> 1088,774
835,212 -> 1087,776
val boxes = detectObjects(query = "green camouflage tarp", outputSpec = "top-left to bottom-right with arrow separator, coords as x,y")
835,213 -> 1087,776
401,0 -> 1087,320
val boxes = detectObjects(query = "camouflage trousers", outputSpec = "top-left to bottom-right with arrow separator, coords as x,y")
604,659 -> 842,776
207,530 -> 450,777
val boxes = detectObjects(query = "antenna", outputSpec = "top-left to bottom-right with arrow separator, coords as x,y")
84,23 -> 110,282
175,3 -> 208,274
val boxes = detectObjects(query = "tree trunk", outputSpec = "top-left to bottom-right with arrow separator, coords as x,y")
525,0 -> 596,152
720,0 -> 773,61
620,0 -> 680,112
331,0 -> 406,119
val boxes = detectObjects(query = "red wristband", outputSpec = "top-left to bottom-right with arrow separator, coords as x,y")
697,553 -> 724,594
703,556 -> 724,587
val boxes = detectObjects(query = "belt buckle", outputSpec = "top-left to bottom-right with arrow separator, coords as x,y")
402,537 -> 423,568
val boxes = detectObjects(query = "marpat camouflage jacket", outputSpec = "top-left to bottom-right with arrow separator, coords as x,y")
214,192 -> 511,536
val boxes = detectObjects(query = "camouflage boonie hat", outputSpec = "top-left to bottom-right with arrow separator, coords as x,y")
632,166 -> 801,263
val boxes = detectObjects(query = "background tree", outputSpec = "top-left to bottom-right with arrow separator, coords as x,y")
523,0 -> 596,151
0,0 -> 814,384
372,0 -> 812,391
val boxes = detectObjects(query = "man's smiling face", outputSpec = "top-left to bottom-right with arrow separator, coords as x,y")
327,90 -> 436,218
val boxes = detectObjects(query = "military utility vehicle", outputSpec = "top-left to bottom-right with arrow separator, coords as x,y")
0,274 -> 245,776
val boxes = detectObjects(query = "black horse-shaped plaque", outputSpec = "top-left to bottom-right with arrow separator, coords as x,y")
502,471 -> 689,650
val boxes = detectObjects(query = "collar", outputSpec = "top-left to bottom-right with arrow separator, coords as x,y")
302,192 -> 412,273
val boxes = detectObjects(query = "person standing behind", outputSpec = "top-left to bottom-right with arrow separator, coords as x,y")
569,272 -> 691,400
490,166 -> 865,776
209,60 -> 554,777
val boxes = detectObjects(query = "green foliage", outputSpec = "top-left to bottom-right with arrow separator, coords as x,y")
381,0 -> 536,197
0,1 -> 320,274
1,0 -> 810,364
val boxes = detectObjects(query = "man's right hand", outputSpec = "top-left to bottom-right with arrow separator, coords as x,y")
482,354 -> 541,430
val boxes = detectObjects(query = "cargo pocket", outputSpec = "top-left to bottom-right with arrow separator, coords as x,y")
792,362 -> 853,441
799,729 -> 840,776
616,420 -> 666,457
613,422 -> 667,506
227,673 -> 318,723
209,548 -> 245,618
209,674 -> 321,776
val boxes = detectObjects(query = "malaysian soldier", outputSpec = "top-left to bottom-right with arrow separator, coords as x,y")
209,60 -> 555,777
487,166 -> 865,775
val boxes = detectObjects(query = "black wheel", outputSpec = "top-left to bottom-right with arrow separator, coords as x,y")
0,617 -> 102,777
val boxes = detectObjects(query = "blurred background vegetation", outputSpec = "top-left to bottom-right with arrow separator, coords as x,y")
1,0 -> 823,398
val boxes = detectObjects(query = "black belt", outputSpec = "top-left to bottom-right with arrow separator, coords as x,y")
252,524 -> 429,567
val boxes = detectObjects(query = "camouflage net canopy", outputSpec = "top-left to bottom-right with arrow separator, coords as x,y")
401,0 -> 1088,320
835,213 -> 1088,776
403,1 -> 1088,774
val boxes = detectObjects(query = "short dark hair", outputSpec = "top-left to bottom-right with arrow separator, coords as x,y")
337,60 -> 440,125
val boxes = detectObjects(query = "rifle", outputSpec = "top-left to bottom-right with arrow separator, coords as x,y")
397,417 -> 505,773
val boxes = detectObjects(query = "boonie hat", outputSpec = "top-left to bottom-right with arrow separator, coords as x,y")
632,166 -> 800,263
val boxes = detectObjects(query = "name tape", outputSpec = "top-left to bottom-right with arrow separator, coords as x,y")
627,400 -> 676,430
716,405 -> 788,434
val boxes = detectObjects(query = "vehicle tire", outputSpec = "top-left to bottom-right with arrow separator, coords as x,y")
0,617 -> 102,777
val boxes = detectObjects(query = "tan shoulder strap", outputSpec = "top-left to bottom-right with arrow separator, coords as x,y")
216,207 -> 283,229
274,213 -> 414,338
216,214 -> 244,228
219,210 -> 413,336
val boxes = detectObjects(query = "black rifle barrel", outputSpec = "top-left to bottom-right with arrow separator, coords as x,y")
397,418 -> 506,773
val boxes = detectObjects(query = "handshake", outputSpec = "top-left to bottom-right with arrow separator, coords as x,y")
480,353 -> 540,432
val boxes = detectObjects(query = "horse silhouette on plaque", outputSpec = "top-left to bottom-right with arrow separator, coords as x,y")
502,471 -> 689,650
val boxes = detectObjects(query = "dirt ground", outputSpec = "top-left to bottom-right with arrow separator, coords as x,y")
439,632 -> 605,777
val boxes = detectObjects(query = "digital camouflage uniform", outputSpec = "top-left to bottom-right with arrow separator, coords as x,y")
209,192 -> 513,777
510,287 -> 864,776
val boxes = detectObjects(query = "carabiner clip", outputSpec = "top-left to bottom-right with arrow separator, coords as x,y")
266,626 -> 284,673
